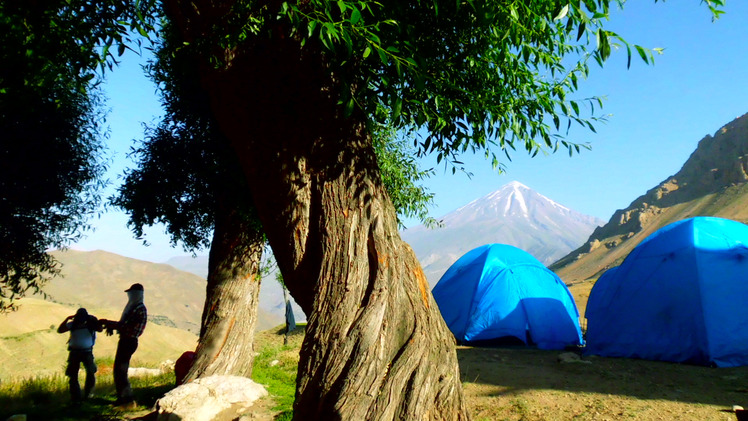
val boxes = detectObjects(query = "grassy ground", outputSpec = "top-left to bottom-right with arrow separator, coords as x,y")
254,327 -> 748,421
0,298 -> 197,380
0,359 -> 175,421
3,326 -> 748,420
0,326 -> 304,421
251,326 -> 307,420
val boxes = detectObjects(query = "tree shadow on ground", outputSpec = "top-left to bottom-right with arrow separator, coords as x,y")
457,346 -> 748,408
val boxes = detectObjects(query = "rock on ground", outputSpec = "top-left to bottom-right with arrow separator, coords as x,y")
129,360 -> 175,377
156,375 -> 268,421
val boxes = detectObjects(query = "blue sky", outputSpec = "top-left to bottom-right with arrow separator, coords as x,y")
70,1 -> 748,263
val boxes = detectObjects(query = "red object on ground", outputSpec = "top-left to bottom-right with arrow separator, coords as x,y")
736,409 -> 748,421
174,351 -> 196,385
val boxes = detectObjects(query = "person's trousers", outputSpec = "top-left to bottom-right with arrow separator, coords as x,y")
113,336 -> 139,402
65,349 -> 97,402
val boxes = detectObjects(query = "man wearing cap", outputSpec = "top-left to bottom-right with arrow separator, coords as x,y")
101,283 -> 148,406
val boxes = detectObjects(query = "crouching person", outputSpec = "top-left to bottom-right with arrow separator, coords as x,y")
58,308 -> 103,405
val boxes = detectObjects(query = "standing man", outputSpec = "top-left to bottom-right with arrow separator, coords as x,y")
58,307 -> 103,405
102,283 -> 147,407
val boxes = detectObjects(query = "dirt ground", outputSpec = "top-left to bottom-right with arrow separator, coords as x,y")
123,328 -> 748,421
458,346 -> 748,421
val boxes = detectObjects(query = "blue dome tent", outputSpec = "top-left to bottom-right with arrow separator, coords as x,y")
432,243 -> 583,350
585,217 -> 748,367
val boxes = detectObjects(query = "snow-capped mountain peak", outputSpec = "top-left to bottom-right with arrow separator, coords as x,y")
401,181 -> 604,286
448,181 -> 573,223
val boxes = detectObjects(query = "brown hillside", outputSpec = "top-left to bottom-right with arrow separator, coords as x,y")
43,249 -> 281,333
45,249 -> 206,333
552,113 -> 748,316
0,298 -> 197,379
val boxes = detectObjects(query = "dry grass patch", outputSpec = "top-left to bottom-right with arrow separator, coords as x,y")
459,346 -> 748,421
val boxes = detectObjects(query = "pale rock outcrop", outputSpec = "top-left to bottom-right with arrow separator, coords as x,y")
156,375 -> 268,421
128,359 -> 175,377
128,367 -> 162,377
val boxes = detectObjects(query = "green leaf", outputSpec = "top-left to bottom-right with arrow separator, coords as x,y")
307,20 -> 318,37
554,4 -> 569,21
576,21 -> 586,42
350,8 -> 362,25
626,43 -> 632,69
565,17 -> 574,33
583,0 -> 597,13
363,46 -> 372,58
393,96 -> 403,121
377,47 -> 387,64
597,29 -> 611,61
635,45 -> 649,64
344,98 -> 355,117
509,5 -> 519,21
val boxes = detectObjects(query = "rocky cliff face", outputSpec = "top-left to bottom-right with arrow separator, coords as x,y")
553,113 -> 748,290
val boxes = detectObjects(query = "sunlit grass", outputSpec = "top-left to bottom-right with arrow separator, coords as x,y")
0,326 -> 305,420
0,358 -> 177,420
251,324 -> 306,420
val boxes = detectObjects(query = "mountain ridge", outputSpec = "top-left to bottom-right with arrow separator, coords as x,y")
402,181 -> 604,286
551,112 -> 748,316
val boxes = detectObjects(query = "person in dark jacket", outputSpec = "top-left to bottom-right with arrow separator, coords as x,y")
58,308 -> 103,405
101,283 -> 148,406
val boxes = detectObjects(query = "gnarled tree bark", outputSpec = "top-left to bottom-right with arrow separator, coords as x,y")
166,2 -> 470,419
185,201 -> 264,381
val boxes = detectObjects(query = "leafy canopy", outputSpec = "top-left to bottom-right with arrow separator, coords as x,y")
0,0 -> 157,310
188,0 -> 724,171
292,0 -> 724,169
115,18 -> 436,253
114,17 -> 254,252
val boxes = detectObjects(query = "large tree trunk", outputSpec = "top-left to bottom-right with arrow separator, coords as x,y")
166,2 -> 470,419
185,202 -> 264,381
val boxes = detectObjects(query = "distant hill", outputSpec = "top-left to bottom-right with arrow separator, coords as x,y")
45,250 -> 281,333
46,249 -> 206,333
552,112 -> 748,316
164,255 -> 210,279
164,254 -> 305,324
401,181 -> 604,286
0,298 -> 197,379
